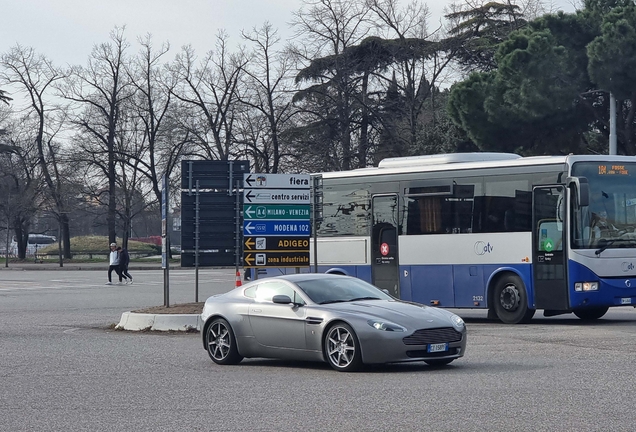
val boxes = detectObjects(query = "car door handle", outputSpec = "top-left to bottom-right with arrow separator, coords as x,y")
251,308 -> 262,313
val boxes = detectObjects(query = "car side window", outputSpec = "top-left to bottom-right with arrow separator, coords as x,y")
255,281 -> 304,305
244,286 -> 257,298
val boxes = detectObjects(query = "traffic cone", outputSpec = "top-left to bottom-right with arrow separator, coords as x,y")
235,271 -> 242,287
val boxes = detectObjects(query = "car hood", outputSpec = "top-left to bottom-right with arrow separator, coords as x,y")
318,300 -> 456,328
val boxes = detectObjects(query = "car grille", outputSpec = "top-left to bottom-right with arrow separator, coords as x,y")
402,327 -> 463,346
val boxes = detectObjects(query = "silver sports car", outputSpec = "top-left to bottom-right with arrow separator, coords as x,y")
201,273 -> 467,371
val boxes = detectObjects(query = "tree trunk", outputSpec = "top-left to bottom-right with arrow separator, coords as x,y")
60,213 -> 72,259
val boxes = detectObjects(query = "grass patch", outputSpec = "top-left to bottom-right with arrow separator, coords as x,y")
38,235 -> 160,255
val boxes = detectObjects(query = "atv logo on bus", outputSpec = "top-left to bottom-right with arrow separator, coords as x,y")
474,241 -> 494,256
621,262 -> 634,272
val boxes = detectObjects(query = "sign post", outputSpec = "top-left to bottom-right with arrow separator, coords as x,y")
161,173 -> 170,307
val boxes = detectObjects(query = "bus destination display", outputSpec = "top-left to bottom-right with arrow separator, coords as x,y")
598,164 -> 629,175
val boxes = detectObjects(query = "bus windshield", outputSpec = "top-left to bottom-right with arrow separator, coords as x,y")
571,162 -> 636,250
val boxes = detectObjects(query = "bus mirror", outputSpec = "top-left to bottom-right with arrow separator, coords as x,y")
566,176 -> 589,207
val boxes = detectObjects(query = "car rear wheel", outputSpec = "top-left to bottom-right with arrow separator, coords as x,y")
492,274 -> 535,324
424,358 -> 454,367
324,323 -> 362,372
573,307 -> 609,321
205,318 -> 243,365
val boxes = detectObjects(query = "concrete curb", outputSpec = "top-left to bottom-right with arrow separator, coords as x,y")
116,312 -> 202,332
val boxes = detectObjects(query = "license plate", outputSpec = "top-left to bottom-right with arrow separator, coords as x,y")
621,298 -> 632,305
427,343 -> 448,353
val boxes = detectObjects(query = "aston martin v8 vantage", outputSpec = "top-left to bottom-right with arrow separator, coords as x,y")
201,274 -> 467,371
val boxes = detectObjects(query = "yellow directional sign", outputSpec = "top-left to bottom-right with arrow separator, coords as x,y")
244,236 -> 309,252
244,238 -> 256,250
243,251 -> 310,268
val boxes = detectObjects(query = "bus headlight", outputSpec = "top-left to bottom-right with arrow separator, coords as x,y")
575,282 -> 599,292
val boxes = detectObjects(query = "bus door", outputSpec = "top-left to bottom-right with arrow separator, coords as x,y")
532,185 -> 569,310
371,194 -> 399,298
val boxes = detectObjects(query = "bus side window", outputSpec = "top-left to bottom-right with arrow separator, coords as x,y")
418,197 -> 442,233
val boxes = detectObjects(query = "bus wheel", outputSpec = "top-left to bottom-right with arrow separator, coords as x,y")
573,307 -> 608,321
493,275 -> 535,324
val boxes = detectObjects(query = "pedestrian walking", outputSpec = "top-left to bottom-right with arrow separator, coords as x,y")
119,246 -> 133,284
116,247 -> 130,284
106,243 -> 123,285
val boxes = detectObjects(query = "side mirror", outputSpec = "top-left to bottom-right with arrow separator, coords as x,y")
566,176 -> 589,207
272,294 -> 292,304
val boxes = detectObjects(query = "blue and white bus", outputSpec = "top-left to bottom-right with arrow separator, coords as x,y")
305,153 -> 636,323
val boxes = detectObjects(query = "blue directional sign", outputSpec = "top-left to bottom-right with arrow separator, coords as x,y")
243,220 -> 311,236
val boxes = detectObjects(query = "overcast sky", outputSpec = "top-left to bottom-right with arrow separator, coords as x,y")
2,0 -> 577,68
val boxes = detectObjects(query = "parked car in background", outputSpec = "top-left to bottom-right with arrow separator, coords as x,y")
201,273 -> 467,372
9,234 -> 57,256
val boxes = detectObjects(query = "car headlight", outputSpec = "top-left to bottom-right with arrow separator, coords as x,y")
451,315 -> 465,329
575,282 -> 599,292
367,320 -> 406,332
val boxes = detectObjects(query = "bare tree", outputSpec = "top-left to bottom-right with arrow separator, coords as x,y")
58,27 -> 133,245
171,32 -> 248,160
125,35 -> 187,206
113,111 -> 154,247
0,121 -> 44,259
237,23 -> 297,173
0,45 -> 74,258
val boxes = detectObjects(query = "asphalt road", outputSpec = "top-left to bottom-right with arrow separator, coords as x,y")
2,268 -> 636,431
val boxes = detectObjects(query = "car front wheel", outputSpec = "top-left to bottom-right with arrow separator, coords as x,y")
205,318 -> 243,365
324,323 -> 362,372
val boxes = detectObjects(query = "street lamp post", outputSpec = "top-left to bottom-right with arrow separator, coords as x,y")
4,193 -> 9,268
609,92 -> 617,155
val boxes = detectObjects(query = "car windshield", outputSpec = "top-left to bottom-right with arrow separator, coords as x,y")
294,277 -> 392,304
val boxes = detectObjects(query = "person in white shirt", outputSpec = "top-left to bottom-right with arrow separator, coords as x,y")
106,242 -> 122,285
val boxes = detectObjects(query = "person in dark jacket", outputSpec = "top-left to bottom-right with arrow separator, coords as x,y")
117,246 -> 133,284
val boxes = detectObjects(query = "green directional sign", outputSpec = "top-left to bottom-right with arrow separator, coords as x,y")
243,204 -> 310,220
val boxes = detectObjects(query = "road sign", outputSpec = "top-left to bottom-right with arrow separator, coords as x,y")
243,189 -> 310,205
244,173 -> 310,189
243,220 -> 310,236
244,236 -> 310,252
243,204 -> 310,220
242,172 -> 311,269
182,160 -> 249,189
243,251 -> 310,268
180,160 -> 247,268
